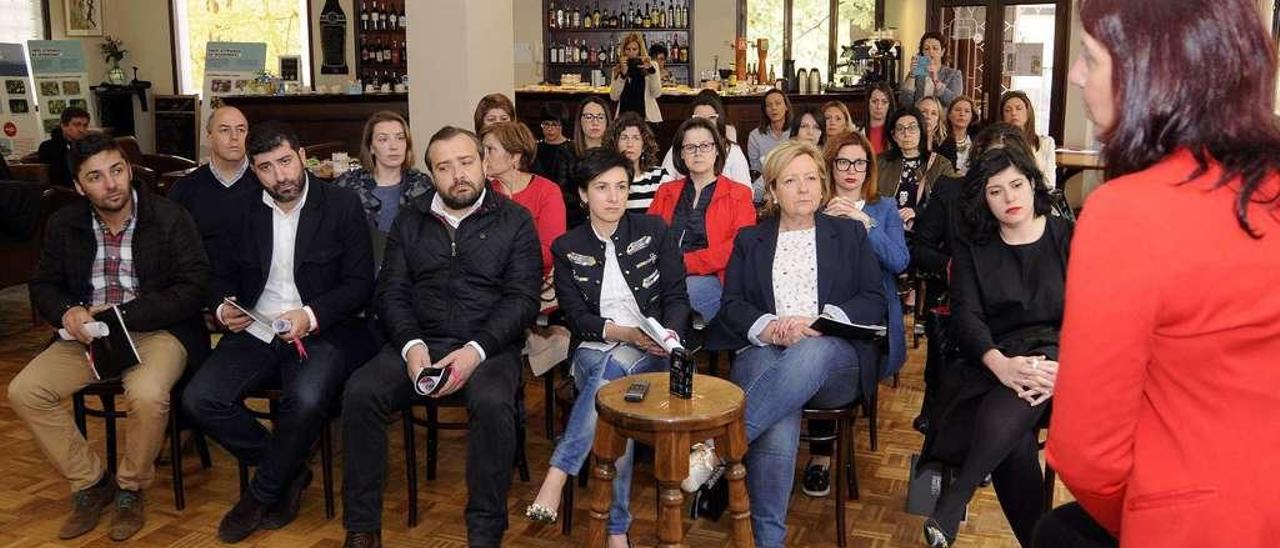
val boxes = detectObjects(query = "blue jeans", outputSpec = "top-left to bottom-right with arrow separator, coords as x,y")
729,336 -> 860,548
686,275 -> 723,321
548,346 -> 666,535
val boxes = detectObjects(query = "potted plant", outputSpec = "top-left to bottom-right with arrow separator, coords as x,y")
100,35 -> 128,85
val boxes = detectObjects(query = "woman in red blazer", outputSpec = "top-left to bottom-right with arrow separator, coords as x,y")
1041,1 -> 1280,547
647,117 -> 756,321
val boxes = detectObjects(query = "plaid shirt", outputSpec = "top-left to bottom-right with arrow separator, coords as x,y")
90,195 -> 139,306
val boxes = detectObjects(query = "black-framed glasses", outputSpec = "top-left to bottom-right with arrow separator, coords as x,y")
833,158 -> 869,173
894,123 -> 921,135
581,114 -> 606,122
681,142 -> 716,156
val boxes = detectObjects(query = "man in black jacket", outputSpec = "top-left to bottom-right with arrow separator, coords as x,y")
37,107 -> 92,187
340,126 -> 542,548
180,122 -> 376,543
8,132 -> 209,542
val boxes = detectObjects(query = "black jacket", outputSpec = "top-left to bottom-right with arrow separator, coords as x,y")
29,189 -> 211,362
211,176 -> 374,347
709,213 -> 887,398
551,212 -> 690,350
376,186 -> 542,361
37,128 -> 73,187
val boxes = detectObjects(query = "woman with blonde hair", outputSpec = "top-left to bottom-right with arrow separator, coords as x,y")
609,32 -> 663,122
916,95 -> 947,150
822,100 -> 857,139
333,110 -> 432,262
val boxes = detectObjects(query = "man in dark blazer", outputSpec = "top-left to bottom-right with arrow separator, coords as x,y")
339,126 -> 542,548
8,132 -> 209,542
180,121 -> 376,543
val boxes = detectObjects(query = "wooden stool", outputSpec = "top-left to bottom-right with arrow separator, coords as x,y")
588,373 -> 754,548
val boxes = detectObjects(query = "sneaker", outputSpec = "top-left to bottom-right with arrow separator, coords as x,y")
58,474 -> 116,539
801,461 -> 831,497
109,489 -> 145,541
682,442 -> 719,492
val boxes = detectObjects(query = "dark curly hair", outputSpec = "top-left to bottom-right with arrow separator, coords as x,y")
961,145 -> 1053,245
608,111 -> 659,171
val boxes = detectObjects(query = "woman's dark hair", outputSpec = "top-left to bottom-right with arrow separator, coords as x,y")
961,146 -> 1053,245
539,101 -> 569,124
756,88 -> 793,133
999,90 -> 1040,151
648,42 -> 668,59
946,95 -> 980,140
573,96 -> 613,157
472,93 -> 516,134
671,117 -> 726,176
863,82 -> 896,135
609,111 -> 660,171
918,31 -> 947,59
691,90 -> 730,141
973,122 -> 1033,158
884,107 -> 931,164
571,148 -> 634,191
789,105 -> 827,147
1081,0 -> 1280,236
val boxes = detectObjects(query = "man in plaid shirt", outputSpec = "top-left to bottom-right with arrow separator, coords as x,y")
11,132 -> 209,542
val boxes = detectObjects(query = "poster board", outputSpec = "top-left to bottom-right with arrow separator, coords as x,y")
0,43 -> 41,158
200,42 -> 265,158
26,40 -> 93,139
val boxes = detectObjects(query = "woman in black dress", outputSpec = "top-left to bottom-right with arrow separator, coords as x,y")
920,144 -> 1071,547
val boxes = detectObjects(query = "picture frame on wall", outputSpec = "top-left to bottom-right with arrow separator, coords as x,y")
64,0 -> 104,37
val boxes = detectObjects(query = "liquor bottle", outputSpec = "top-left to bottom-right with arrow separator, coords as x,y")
399,5 -> 407,29
635,3 -> 643,28
580,40 -> 589,63
388,6 -> 398,30
360,0 -> 369,31
361,41 -> 370,62
547,2 -> 556,28
382,38 -> 391,63
670,35 -> 679,62
588,43 -> 597,64
572,4 -> 581,28
391,39 -> 401,64
666,1 -> 674,28
679,0 -> 687,27
583,7 -> 592,28
556,2 -> 565,28
372,38 -> 382,63
593,2 -> 601,27
642,3 -> 651,28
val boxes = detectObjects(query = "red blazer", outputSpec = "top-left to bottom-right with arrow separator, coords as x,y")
646,174 -> 756,281
1048,149 -> 1280,546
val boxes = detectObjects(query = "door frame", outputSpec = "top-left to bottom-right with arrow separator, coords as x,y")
927,0 -> 1072,142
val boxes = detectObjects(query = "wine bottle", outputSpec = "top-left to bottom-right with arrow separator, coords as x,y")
360,0 -> 369,31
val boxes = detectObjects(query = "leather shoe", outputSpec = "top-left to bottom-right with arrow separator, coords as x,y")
260,467 -> 313,530
217,494 -> 268,543
343,530 -> 382,548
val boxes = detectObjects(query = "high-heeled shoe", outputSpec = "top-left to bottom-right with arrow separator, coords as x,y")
524,502 -> 558,524
922,518 -> 955,548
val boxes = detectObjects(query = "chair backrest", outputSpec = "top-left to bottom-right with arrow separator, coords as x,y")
113,136 -> 146,165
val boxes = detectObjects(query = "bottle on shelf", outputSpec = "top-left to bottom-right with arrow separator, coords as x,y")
593,2 -> 602,27
583,6 -> 592,28
391,39 -> 401,64
572,4 -> 581,28
666,1 -> 674,28
556,2 -> 565,28
399,4 -> 407,29
360,0 -> 370,31
388,5 -> 398,29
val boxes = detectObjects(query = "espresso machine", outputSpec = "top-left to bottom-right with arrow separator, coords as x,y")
830,36 -> 901,90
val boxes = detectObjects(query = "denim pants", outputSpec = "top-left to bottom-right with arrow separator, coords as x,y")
549,345 -> 666,535
686,275 -> 723,321
181,332 -> 353,505
729,336 -> 860,548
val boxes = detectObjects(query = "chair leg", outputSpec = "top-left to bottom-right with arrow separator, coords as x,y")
865,394 -> 879,452
1043,464 -> 1057,514
426,404 -> 438,481
320,420 -> 335,519
169,407 -> 185,510
561,472 -> 575,536
833,415 -> 848,547
195,432 -> 213,469
103,395 -> 119,479
516,397 -> 531,482
848,413 -> 860,501
544,370 -> 556,441
73,393 -> 88,437
402,410 -> 419,528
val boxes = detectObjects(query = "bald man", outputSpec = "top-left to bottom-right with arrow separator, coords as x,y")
168,106 -> 261,268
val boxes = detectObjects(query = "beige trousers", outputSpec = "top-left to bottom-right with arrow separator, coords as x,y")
7,331 -> 187,492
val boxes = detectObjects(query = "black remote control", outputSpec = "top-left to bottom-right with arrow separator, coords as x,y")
624,380 -> 650,402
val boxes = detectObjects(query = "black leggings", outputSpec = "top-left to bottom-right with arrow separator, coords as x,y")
1033,502 -> 1118,548
932,385 -> 1047,546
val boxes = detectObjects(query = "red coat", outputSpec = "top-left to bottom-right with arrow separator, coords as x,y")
1048,149 -> 1280,546
646,175 -> 756,281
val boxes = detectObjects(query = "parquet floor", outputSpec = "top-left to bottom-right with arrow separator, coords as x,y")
0,284 -> 1066,547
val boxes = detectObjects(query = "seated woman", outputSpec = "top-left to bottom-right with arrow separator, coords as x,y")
863,83 -> 896,154
1000,90 -> 1057,189
919,145 -> 1070,548
565,96 -> 614,228
333,110 -> 432,264
480,121 -> 567,279
647,117 -> 757,322
935,96 -> 979,175
916,96 -> 947,151
799,133 -> 911,496
708,141 -> 886,547
659,92 -> 752,187
746,89 -> 793,201
823,100 -> 858,140
524,149 -> 690,548
473,92 -> 516,133
532,101 -> 576,189
610,112 -> 666,212
790,105 -> 826,148
877,107 -> 956,232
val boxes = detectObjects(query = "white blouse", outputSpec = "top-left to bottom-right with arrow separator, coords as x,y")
771,227 -> 819,318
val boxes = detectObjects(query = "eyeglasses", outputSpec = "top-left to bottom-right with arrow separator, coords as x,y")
581,114 -> 606,122
833,158 -> 869,173
894,123 -> 921,135
617,133 -> 643,143
540,120 -> 561,128
693,113 -> 720,121
681,142 -> 716,156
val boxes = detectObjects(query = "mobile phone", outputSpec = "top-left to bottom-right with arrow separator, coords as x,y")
913,54 -> 930,78
624,380 -> 650,402
415,366 -> 453,396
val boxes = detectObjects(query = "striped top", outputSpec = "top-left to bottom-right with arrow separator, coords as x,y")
627,165 -> 672,212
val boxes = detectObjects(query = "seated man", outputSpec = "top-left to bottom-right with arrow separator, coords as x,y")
8,132 -> 209,542
181,121 -> 376,543
167,105 -> 259,268
38,106 -> 92,187
340,126 -> 542,548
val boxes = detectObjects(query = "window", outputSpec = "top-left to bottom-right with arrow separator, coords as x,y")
746,0 -> 877,78
172,0 -> 311,95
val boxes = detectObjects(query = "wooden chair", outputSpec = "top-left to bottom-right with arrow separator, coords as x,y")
234,389 -> 338,519
800,405 -> 862,547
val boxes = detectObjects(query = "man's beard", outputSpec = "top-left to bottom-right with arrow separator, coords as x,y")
266,173 -> 307,203
439,179 -> 482,210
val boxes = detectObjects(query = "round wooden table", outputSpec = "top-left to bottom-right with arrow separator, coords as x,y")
589,372 -> 754,547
